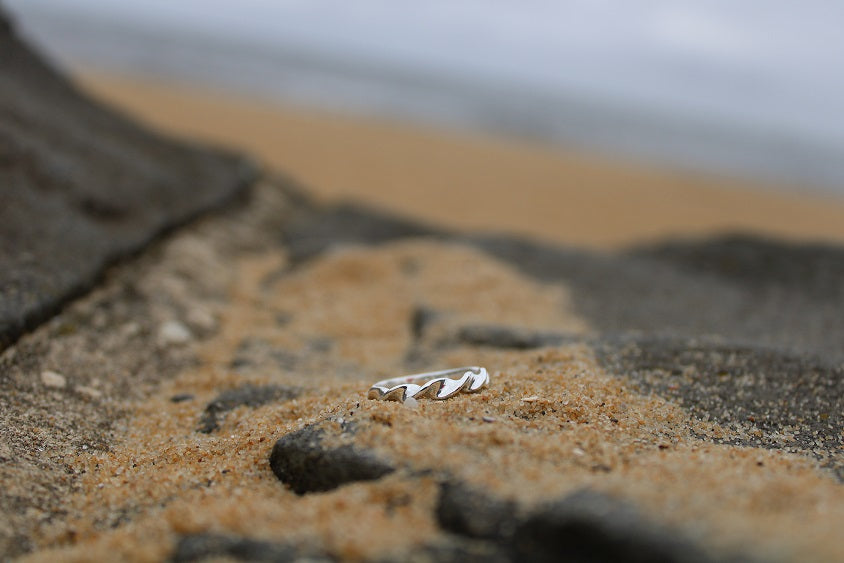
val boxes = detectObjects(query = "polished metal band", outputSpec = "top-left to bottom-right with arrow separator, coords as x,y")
368,366 -> 489,402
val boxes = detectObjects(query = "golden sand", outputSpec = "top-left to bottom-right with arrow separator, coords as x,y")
25,234 -> 844,562
77,72 -> 844,250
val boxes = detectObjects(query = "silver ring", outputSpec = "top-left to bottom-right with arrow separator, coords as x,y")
368,366 -> 489,401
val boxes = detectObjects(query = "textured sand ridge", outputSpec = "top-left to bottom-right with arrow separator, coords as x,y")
10,182 -> 841,563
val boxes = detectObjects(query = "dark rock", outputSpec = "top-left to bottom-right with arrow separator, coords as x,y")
229,338 -> 300,372
456,325 -> 569,350
281,203 -> 443,265
629,234 -> 844,299
270,423 -> 395,494
308,337 -> 333,353
434,484 -> 728,562
435,480 -> 517,540
403,306 -> 442,368
472,233 -> 844,363
170,393 -> 195,403
0,11 -> 256,352
595,336 -> 843,479
198,384 -> 300,434
512,489 -> 717,563
274,311 -> 293,326
384,538 -> 511,563
410,307 -> 440,340
172,533 -> 331,562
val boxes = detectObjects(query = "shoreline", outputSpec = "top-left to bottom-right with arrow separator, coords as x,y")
78,71 -> 844,250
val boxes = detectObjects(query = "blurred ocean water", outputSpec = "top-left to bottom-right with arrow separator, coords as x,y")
6,0 -> 844,193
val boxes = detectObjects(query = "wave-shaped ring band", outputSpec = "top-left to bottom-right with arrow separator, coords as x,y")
368,366 -> 489,402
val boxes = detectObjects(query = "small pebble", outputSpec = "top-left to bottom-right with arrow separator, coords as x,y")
187,307 -> 217,331
41,370 -> 67,389
403,397 -> 419,408
572,447 -> 585,457
482,416 -> 496,423
170,393 -> 195,403
76,386 -> 103,399
521,396 -> 540,403
158,320 -> 192,345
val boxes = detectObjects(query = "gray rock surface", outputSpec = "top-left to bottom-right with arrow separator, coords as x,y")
0,9 -> 255,352
198,384 -> 301,434
594,336 -> 843,479
473,233 -> 844,363
511,490 -> 718,563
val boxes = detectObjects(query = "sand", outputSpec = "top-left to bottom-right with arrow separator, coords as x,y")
77,72 -> 844,250
4,72 -> 844,562
7,180 -> 840,562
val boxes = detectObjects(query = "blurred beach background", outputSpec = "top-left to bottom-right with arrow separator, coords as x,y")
5,0 -> 844,248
